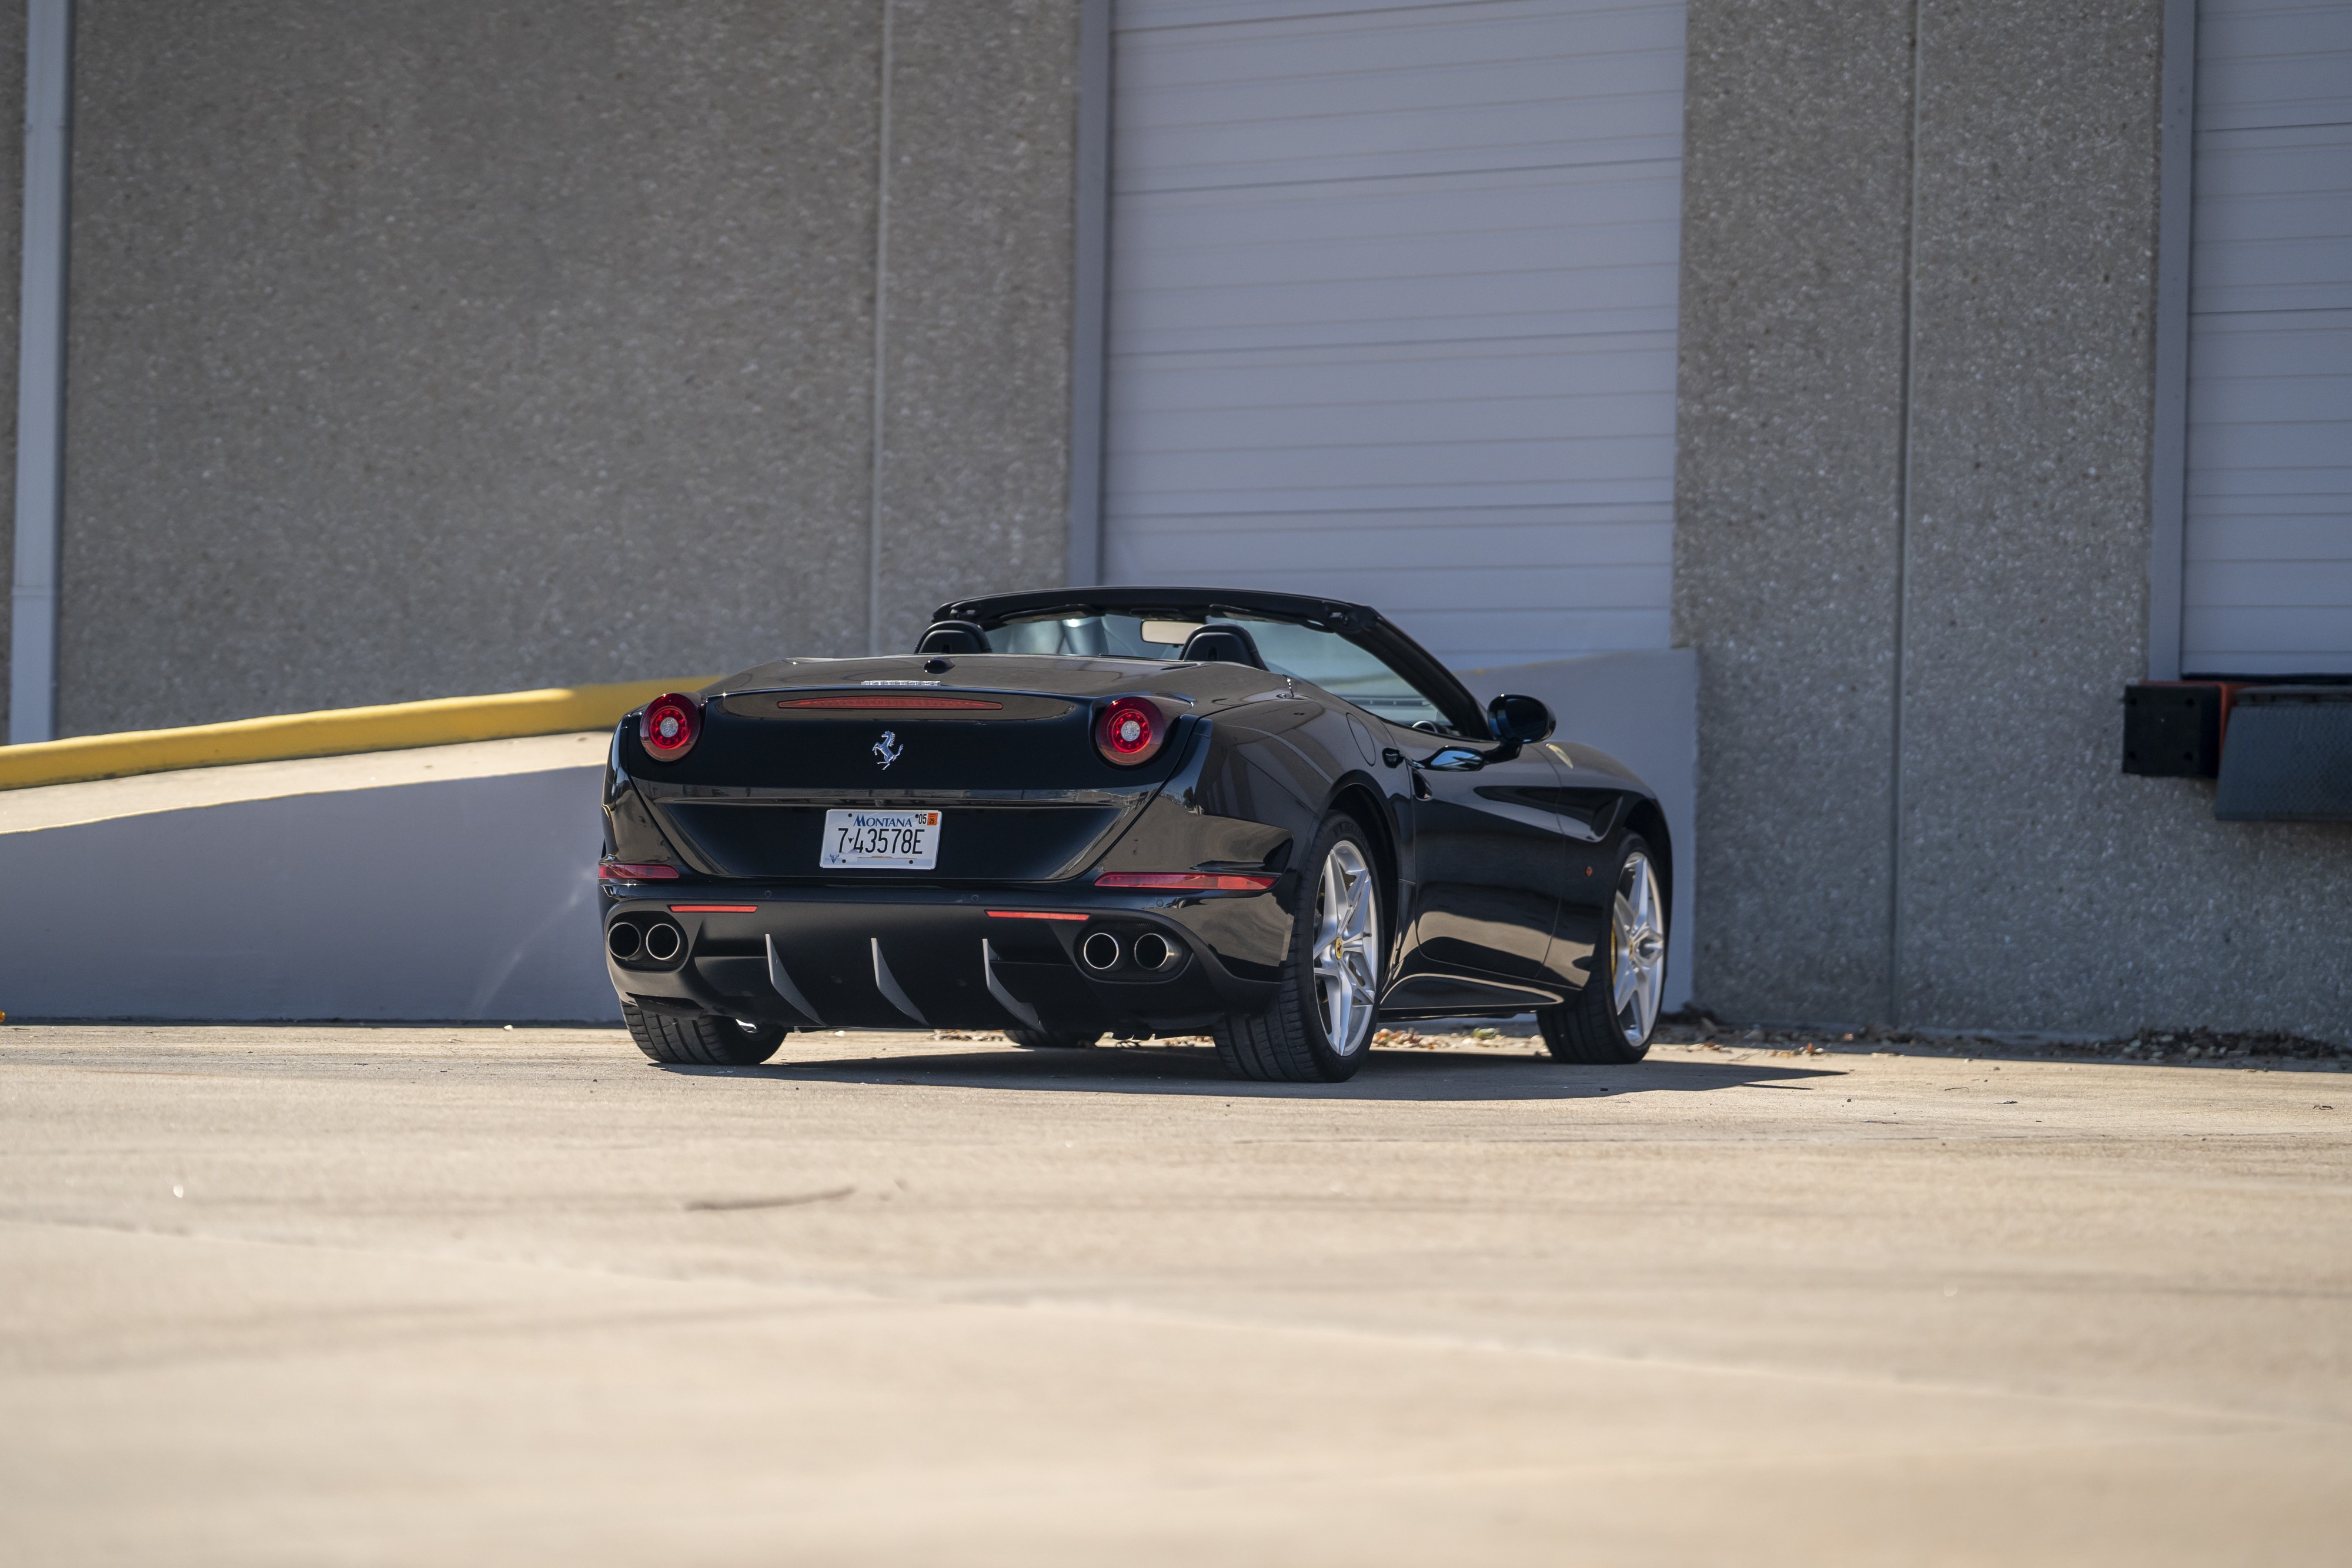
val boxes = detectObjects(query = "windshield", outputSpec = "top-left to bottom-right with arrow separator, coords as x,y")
984,611 -> 1454,731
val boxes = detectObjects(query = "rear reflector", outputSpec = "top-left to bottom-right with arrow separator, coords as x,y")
598,862 -> 681,881
1094,871 -> 1277,891
776,694 -> 1003,710
986,910 -> 1088,921
669,904 -> 759,914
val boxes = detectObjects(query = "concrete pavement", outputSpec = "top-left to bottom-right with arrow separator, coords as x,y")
3,1026 -> 2347,1564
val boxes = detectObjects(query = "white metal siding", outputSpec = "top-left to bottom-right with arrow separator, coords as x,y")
1101,0 -> 1687,668
2182,0 -> 2352,676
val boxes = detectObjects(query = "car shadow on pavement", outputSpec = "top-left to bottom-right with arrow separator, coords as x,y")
659,1044 -> 1841,1101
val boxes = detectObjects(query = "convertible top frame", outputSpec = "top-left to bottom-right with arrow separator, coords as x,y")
933,586 -> 1491,740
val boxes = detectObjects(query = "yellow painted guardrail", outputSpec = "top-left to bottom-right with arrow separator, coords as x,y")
0,678 -> 714,792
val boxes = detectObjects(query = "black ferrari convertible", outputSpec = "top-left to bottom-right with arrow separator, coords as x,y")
598,587 -> 1669,1082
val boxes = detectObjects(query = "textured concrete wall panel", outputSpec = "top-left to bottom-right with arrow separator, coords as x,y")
1895,0 -> 2352,1038
61,1 -> 886,733
1676,0 -> 2352,1041
1671,0 -> 1918,1022
874,0 -> 1079,654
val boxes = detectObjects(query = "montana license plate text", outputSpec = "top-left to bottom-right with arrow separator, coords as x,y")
820,809 -> 943,870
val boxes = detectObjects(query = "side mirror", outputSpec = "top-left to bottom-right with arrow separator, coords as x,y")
1487,693 -> 1554,748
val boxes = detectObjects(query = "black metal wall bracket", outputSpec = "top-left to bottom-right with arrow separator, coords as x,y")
2124,680 -> 2352,821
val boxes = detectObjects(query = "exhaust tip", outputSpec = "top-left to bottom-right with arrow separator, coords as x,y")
642,921 -> 685,964
1131,931 -> 1175,971
1079,931 -> 1123,972
606,921 -> 644,961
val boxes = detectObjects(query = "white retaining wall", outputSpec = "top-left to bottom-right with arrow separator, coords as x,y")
0,736 -> 615,1021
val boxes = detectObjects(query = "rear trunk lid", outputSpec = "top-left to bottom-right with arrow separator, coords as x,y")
622,662 -> 1195,884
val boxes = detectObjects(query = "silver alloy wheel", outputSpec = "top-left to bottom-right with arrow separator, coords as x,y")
1611,850 -> 1667,1047
1313,839 -> 1379,1055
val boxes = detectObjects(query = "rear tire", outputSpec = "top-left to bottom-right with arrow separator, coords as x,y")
1002,1027 -> 1104,1050
1212,814 -> 1382,1083
1537,835 -> 1666,1065
623,1002 -> 787,1066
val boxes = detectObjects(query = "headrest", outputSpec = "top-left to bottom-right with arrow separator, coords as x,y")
914,620 -> 988,654
1177,622 -> 1267,670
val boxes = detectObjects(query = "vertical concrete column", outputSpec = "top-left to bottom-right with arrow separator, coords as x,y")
1893,0 -> 2173,1027
1671,0 -> 1919,1024
1677,0 -> 2351,1037
868,0 -> 1081,656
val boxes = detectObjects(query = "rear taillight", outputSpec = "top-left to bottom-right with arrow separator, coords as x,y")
639,693 -> 702,760
1095,697 -> 1167,765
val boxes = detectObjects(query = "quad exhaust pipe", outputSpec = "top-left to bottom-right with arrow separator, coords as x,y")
608,917 -> 684,965
1080,928 -> 1181,974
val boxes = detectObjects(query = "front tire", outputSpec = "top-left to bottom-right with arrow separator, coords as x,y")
1538,836 -> 1666,1064
1212,815 -> 1382,1082
623,1002 -> 787,1066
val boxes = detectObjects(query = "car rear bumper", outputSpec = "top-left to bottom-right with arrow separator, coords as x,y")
603,881 -> 1291,1035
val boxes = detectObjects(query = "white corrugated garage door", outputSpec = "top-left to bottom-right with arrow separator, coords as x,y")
1101,0 -> 1687,669
2182,0 -> 2352,676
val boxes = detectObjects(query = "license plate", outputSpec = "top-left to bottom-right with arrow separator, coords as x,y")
820,808 -> 943,870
